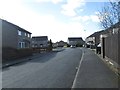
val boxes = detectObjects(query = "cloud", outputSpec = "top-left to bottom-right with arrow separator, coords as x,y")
61,0 -> 85,16
82,0 -> 110,2
72,14 -> 100,23
0,0 -> 101,42
90,15 -> 100,22
0,0 -> 88,42
72,16 -> 89,22
36,0 -> 64,4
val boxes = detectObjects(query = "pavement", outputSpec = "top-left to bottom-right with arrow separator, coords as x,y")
72,48 -> 119,88
90,48 -> 120,76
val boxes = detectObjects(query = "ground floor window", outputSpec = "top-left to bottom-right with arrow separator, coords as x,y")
18,42 -> 25,48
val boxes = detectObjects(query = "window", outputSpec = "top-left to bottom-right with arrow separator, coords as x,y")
19,42 -> 21,48
28,34 -> 31,38
18,42 -> 25,48
18,30 -> 22,36
113,28 -> 119,34
25,32 -> 27,36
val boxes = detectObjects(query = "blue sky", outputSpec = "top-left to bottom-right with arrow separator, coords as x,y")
0,0 -> 110,42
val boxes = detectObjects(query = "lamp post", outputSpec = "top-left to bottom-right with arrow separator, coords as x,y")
84,29 -> 86,47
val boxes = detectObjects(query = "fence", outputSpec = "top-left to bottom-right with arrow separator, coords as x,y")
104,29 -> 119,64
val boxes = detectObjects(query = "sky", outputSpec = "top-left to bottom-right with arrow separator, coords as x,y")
0,0 -> 112,42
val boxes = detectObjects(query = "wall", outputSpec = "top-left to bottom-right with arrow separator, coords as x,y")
2,47 -> 33,63
18,32 -> 31,48
2,20 -> 18,48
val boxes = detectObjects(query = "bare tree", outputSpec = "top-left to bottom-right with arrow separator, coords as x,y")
98,1 -> 120,29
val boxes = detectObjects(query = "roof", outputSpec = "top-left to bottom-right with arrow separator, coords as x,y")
106,22 -> 120,32
32,36 -> 48,41
87,30 -> 104,38
68,37 -> 83,41
87,21 -> 120,39
1,19 -> 32,34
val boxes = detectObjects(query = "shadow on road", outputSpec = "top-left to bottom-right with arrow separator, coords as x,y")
29,51 -> 58,63
2,49 -> 65,71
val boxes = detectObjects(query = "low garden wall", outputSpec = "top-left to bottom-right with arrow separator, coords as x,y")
2,47 -> 33,63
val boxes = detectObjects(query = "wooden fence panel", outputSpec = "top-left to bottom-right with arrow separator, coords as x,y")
105,32 -> 119,63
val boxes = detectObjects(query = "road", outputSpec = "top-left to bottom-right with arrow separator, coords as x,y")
2,48 -> 82,88
2,48 -> 118,88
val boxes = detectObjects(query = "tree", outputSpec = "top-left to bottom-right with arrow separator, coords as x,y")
48,39 -> 53,51
98,1 -> 120,29
49,39 -> 53,48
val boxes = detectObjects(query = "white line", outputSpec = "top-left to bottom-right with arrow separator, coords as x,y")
71,48 -> 85,89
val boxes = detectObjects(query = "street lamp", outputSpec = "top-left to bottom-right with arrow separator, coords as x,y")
84,29 -> 86,47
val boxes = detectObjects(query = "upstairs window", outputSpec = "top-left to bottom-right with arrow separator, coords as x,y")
18,30 -> 21,36
28,34 -> 31,38
25,32 -> 27,36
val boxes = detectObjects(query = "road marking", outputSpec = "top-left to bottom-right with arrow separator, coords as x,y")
71,48 -> 85,89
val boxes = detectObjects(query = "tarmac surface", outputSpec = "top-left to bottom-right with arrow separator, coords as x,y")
2,48 -> 119,88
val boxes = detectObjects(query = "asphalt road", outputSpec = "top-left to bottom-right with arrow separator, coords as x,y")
2,48 -> 82,88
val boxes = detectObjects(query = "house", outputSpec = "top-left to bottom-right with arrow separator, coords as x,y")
85,30 -> 104,48
1,19 -> 32,61
85,29 -> 111,49
68,37 -> 84,47
85,37 -> 95,47
57,40 -> 67,47
1,19 -> 32,49
53,40 -> 67,48
32,36 -> 48,48
52,42 -> 58,48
